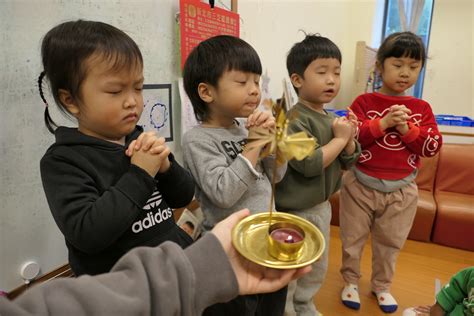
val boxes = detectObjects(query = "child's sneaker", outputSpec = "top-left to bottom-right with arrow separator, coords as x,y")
373,292 -> 398,313
341,283 -> 360,310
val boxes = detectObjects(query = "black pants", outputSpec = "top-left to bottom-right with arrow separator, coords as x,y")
203,286 -> 287,316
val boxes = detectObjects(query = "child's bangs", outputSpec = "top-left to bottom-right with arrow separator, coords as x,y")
310,45 -> 342,63
388,38 -> 423,61
99,50 -> 143,74
226,45 -> 262,75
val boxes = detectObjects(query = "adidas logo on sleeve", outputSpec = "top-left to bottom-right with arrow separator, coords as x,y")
131,190 -> 173,233
143,191 -> 162,210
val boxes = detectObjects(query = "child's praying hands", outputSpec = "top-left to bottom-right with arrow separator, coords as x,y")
126,131 -> 171,175
246,109 -> 275,130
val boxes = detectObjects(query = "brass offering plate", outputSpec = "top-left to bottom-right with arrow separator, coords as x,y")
232,212 -> 325,269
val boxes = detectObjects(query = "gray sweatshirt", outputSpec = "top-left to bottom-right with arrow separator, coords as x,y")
0,234 -> 238,316
183,121 -> 286,230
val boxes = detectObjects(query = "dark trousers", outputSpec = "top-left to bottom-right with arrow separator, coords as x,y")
203,286 -> 287,316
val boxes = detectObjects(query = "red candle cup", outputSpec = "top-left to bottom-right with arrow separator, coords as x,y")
270,228 -> 304,243
268,222 -> 305,261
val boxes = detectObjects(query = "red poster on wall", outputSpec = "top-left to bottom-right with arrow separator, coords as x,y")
180,0 -> 240,69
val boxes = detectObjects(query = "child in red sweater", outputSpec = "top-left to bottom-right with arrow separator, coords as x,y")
339,32 -> 442,313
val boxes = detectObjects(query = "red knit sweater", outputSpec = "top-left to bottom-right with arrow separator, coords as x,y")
351,92 -> 442,180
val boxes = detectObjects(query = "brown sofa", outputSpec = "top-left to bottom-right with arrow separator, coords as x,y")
409,153 -> 439,242
330,143 -> 474,251
431,143 -> 474,251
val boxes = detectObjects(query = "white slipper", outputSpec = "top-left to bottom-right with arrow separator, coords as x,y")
373,292 -> 398,313
341,283 -> 360,310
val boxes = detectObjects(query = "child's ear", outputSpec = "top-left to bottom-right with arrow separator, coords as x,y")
290,73 -> 303,89
58,89 -> 80,116
375,61 -> 383,73
197,83 -> 214,103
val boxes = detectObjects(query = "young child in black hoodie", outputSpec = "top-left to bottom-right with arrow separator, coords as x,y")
38,20 -> 194,276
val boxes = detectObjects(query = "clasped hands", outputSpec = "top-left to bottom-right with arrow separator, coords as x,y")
125,131 -> 171,177
380,104 -> 412,135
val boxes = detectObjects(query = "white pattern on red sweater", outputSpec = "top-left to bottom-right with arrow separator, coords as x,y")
351,92 -> 442,180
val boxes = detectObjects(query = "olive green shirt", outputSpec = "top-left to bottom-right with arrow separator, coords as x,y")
275,103 -> 361,211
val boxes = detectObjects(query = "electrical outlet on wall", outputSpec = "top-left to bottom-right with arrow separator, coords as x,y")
20,261 -> 40,284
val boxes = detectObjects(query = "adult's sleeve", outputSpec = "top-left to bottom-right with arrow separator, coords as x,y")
40,150 -> 155,254
0,233 -> 239,316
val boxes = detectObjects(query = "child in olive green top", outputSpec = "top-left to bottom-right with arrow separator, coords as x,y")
275,34 -> 360,316
275,103 -> 358,211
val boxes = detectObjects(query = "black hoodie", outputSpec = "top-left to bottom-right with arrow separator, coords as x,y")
40,126 -> 194,275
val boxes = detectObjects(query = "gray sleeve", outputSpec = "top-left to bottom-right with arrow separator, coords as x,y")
184,140 -> 259,208
262,156 -> 288,183
1,234 -> 238,316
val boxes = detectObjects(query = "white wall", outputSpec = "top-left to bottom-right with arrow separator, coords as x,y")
239,0 -> 380,109
422,0 -> 473,117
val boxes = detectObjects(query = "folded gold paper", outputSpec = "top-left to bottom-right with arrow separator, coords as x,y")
232,100 -> 324,268
246,103 -> 317,165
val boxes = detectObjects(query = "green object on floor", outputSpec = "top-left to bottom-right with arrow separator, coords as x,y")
436,267 -> 474,316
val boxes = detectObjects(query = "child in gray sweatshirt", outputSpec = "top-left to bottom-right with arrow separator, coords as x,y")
182,35 -> 287,316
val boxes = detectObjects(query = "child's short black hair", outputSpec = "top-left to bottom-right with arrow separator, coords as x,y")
39,20 -> 143,133
183,35 -> 262,122
287,34 -> 341,94
377,32 -> 427,68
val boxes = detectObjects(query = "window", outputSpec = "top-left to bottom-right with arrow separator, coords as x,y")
382,0 -> 435,97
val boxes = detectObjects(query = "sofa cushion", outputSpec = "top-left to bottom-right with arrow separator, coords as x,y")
432,191 -> 474,251
408,154 -> 439,242
432,144 -> 474,251
435,144 -> 474,195
415,154 -> 439,192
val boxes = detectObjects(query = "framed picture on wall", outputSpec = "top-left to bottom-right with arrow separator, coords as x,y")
138,84 -> 173,142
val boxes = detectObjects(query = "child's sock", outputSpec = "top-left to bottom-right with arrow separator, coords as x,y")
341,283 -> 360,310
373,292 -> 398,313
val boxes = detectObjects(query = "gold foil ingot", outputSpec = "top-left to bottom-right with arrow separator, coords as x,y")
232,100 -> 323,269
246,104 -> 317,165
267,222 -> 305,261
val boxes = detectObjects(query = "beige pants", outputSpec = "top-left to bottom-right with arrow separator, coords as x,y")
339,170 -> 418,293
